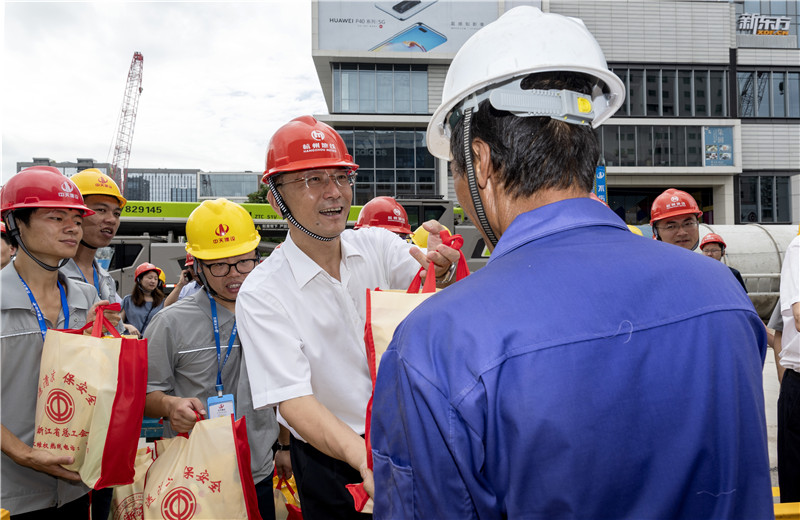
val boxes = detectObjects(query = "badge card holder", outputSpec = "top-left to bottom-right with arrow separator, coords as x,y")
207,392 -> 235,420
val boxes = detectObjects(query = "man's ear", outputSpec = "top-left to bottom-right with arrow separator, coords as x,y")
471,138 -> 494,190
266,187 -> 284,218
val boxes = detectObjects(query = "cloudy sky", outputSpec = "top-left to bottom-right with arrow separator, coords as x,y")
1,0 -> 327,183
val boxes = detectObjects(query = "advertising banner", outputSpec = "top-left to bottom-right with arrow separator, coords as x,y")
703,127 -> 734,167
317,1 -> 502,55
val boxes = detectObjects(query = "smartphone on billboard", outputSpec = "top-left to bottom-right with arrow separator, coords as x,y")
374,0 -> 438,21
370,22 -> 447,52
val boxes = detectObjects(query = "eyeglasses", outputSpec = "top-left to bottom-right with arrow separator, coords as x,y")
201,258 -> 258,277
657,220 -> 699,232
275,171 -> 356,191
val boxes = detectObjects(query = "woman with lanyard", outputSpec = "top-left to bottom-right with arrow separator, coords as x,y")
0,166 -> 119,518
121,262 -> 165,337
143,198 -> 285,520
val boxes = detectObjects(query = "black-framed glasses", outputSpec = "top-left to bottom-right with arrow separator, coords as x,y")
201,258 -> 258,277
275,171 -> 356,191
657,220 -> 699,232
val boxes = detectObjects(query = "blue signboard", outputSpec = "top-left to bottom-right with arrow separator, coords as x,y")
594,165 -> 607,202
704,127 -> 734,166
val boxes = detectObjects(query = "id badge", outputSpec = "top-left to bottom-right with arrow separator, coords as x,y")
207,393 -> 236,420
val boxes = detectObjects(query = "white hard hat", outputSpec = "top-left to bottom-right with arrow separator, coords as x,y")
427,6 -> 625,160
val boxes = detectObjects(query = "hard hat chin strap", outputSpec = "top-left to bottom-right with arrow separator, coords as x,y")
463,108 -> 499,248
5,213 -> 66,272
268,177 -> 339,243
80,239 -> 98,250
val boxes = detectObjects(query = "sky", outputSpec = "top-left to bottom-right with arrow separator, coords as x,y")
1,0 -> 328,184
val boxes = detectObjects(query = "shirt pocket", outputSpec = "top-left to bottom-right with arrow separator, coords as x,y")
372,450 -> 415,518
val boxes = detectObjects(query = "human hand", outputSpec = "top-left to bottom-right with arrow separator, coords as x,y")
23,448 -> 82,482
360,465 -> 375,498
123,323 -> 141,337
409,220 -> 461,282
166,397 -> 206,433
275,449 -> 293,479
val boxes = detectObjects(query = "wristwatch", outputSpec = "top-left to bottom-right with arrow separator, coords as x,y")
275,441 -> 290,452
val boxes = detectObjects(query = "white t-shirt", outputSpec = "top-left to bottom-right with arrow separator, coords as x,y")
236,227 -> 420,440
780,234 -> 800,372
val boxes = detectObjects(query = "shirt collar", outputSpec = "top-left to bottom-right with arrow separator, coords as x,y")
490,198 -> 630,263
281,230 -> 365,289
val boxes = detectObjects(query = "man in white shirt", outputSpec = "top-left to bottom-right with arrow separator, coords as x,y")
778,232 -> 800,502
237,116 -> 459,519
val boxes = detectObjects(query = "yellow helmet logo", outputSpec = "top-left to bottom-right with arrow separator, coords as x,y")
577,98 -> 592,113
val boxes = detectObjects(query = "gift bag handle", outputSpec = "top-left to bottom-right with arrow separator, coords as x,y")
407,229 -> 470,294
177,411 -> 204,439
75,303 -> 123,338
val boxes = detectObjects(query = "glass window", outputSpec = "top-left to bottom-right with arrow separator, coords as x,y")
686,126 -> 702,166
354,131 -> 375,169
773,71 -> 786,117
679,70 -> 693,116
636,127 -> 653,166
602,126 -> 620,166
619,126 -> 636,166
653,126 -> 670,166
777,176 -> 791,222
377,66 -> 393,113
669,126 -> 687,167
789,72 -> 800,118
341,65 -> 358,113
333,66 -> 341,113
395,131 -> 415,169
359,68 -> 376,113
394,68 -> 411,113
629,70 -> 644,116
415,131 -> 434,169
760,176 -> 774,222
738,72 -> 755,117
411,68 -> 427,114
646,70 -> 659,115
695,71 -> 708,116
757,71 -> 771,117
662,70 -> 676,116
709,71 -> 726,116
740,176 -> 758,222
375,130 -> 394,168
613,69 -> 629,116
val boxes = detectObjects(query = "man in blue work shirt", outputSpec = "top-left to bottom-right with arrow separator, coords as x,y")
369,7 -> 774,519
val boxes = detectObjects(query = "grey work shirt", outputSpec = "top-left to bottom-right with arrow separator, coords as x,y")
144,289 -> 277,483
61,258 -> 125,333
1,262 -> 98,514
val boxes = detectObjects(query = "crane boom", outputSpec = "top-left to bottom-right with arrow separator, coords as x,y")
111,51 -> 144,194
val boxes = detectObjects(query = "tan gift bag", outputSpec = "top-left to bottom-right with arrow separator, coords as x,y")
110,446 -> 155,520
33,303 -> 148,489
142,415 -> 261,520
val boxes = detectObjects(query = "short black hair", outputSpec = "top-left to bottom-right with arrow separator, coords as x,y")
449,72 -> 600,199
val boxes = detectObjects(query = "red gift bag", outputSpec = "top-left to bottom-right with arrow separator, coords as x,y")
349,231 -> 470,512
33,303 -> 148,489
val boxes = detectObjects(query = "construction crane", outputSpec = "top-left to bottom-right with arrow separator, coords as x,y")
110,51 -> 144,195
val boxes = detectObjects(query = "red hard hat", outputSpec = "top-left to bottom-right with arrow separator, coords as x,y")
650,188 -> 702,225
134,262 -> 162,280
1,166 -> 94,218
262,116 -> 358,182
0,222 -> 6,235
700,233 -> 726,250
354,196 -> 412,235
185,252 -> 194,267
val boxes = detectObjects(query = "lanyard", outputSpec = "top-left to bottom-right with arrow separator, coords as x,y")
19,274 -> 68,342
206,291 -> 237,396
79,264 -> 101,294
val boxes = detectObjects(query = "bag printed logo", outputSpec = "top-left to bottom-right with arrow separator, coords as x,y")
160,487 -> 197,520
45,388 -> 75,423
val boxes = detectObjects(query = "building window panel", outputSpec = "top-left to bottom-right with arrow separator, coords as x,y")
695,71 -> 708,117
679,70 -> 693,116
669,126 -> 687,167
709,71 -> 726,116
354,130 -> 375,169
411,69 -> 427,114
359,69 -> 376,113
760,176 -> 775,222
619,126 -> 636,166
738,72 -> 755,117
653,126 -> 670,166
395,131 -> 415,168
636,126 -> 653,166
777,176 -> 791,222
394,69 -> 411,114
601,126 -> 620,166
773,71 -> 787,117
740,176 -> 758,222
789,72 -> 800,118
377,67 -> 393,113
415,131 -> 434,169
662,70 -> 676,116
629,70 -> 645,116
341,68 -> 358,113
375,130 -> 395,168
757,71 -> 771,117
646,70 -> 659,115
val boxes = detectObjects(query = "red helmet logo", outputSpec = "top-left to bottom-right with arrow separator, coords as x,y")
98,176 -> 108,185
311,130 -> 325,141
215,224 -> 229,237
670,196 -> 679,202
393,208 -> 402,217
61,181 -> 74,193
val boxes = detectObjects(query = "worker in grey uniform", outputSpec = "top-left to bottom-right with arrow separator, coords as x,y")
1,166 -> 118,518
143,198 -> 285,519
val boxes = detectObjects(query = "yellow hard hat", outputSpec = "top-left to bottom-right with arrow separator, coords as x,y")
411,224 -> 451,249
158,270 -> 166,286
627,224 -> 644,236
185,198 -> 260,260
70,168 -> 127,207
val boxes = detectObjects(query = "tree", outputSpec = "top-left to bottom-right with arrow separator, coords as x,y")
247,183 -> 270,204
